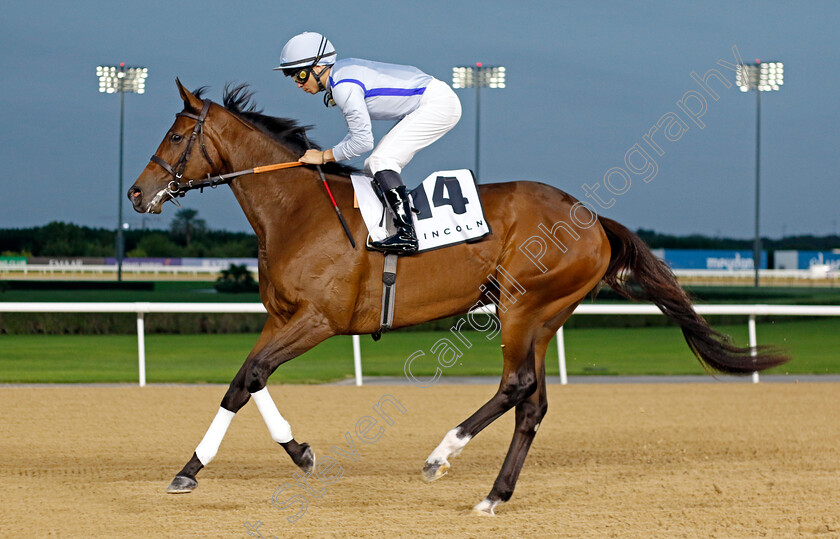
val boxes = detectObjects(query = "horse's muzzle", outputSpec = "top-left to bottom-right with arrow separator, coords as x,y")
128,186 -> 145,213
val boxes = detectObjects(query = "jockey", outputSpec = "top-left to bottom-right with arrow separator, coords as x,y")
275,32 -> 462,255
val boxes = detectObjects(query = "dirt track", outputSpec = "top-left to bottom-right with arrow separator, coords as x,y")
1,383 -> 838,538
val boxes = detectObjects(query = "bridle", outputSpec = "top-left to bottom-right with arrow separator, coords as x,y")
149,99 -> 305,201
149,99 -> 220,198
146,96 -> 352,246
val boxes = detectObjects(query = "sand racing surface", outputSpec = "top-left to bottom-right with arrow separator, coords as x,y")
1,383 -> 838,537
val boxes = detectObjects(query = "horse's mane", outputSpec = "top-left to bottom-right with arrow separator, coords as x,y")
194,84 -> 358,176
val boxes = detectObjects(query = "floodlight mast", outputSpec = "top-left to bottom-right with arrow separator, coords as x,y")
96,64 -> 148,281
736,60 -> 783,287
452,63 -> 506,182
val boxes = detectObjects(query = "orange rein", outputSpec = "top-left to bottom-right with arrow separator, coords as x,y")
252,161 -> 305,174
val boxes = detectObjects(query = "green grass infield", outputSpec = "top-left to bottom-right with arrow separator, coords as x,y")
0,319 -> 837,384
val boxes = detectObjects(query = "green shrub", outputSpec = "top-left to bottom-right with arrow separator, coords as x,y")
214,264 -> 259,294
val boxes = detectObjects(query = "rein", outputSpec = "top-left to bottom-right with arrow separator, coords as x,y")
148,99 -> 304,198
148,97 -> 354,247
163,159 -> 305,198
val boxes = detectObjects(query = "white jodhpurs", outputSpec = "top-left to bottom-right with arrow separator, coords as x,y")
365,78 -> 462,175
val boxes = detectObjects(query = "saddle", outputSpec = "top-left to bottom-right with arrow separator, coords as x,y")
352,170 -> 492,341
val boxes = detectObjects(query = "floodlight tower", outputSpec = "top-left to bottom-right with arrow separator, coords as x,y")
452,63 -> 506,182
736,60 -> 783,287
96,63 -> 148,281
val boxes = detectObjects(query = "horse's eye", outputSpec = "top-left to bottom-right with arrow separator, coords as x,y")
170,133 -> 183,143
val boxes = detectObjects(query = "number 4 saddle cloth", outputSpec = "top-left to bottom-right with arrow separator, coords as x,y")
351,169 -> 493,253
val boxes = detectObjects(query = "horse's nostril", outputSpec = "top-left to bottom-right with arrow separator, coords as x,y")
128,187 -> 142,201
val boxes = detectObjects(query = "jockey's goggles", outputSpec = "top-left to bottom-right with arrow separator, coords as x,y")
284,67 -> 314,84
283,65 -> 334,107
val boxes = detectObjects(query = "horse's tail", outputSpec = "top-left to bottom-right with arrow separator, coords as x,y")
597,216 -> 789,374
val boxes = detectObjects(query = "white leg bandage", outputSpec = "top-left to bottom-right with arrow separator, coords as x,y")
195,407 -> 235,466
251,387 -> 293,444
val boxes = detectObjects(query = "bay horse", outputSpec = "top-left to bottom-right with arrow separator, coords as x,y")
128,80 -> 788,516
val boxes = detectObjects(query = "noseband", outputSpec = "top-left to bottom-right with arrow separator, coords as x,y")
149,99 -> 219,198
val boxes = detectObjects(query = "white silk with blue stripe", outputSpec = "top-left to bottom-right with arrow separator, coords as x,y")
328,58 -> 434,162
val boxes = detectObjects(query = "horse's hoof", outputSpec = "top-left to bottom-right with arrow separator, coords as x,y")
297,444 -> 316,474
471,498 -> 499,516
421,459 -> 449,482
166,475 -> 197,494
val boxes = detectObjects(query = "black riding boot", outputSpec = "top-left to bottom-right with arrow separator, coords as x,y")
370,171 -> 419,255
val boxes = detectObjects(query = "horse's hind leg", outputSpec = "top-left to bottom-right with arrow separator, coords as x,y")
422,318 -> 538,483
472,330 -> 551,515
167,312 -> 331,493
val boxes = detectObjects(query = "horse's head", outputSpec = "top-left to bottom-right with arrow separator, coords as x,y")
128,79 -> 223,214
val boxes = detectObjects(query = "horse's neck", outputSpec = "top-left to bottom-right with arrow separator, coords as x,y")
223,133 -> 320,241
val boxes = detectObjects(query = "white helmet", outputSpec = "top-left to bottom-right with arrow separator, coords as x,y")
274,32 -> 337,71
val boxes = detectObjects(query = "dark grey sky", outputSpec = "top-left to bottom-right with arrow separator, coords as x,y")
1,1 -> 837,237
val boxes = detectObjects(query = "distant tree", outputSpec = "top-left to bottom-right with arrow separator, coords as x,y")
170,209 -> 207,248
204,238 -> 258,258
127,233 -> 183,258
33,221 -> 112,256
214,263 -> 259,293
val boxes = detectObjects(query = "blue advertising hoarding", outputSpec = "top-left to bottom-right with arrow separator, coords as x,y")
105,257 -> 182,266
661,249 -> 768,270
798,251 -> 840,270
181,258 -> 258,269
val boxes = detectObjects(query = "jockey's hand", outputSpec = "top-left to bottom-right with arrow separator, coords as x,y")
300,149 -> 334,165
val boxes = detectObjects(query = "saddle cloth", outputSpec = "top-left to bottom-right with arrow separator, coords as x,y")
350,169 -> 492,252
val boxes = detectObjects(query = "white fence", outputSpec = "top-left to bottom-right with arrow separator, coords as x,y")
2,302 -> 839,387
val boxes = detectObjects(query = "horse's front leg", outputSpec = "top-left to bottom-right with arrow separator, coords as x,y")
167,309 -> 334,493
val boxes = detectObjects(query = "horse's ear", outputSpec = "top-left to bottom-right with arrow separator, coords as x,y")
176,77 -> 202,112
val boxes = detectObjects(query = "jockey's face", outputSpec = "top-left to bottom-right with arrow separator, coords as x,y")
297,66 -> 327,95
